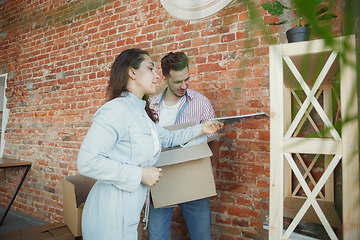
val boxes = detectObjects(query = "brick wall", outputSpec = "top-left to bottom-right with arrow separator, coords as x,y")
0,0 -> 344,239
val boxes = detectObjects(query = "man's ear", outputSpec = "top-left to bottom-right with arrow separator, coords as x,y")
128,67 -> 136,80
161,75 -> 167,83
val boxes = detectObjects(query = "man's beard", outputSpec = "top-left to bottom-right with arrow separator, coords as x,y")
168,86 -> 186,98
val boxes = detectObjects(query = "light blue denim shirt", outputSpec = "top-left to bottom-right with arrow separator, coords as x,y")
77,92 -> 203,240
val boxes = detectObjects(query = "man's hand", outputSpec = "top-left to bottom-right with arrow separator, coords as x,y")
141,167 -> 162,187
201,120 -> 224,134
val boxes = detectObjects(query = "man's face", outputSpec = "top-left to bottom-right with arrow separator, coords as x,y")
166,67 -> 190,98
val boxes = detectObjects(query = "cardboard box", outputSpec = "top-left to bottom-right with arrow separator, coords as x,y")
0,222 -> 75,240
61,175 -> 96,237
150,122 -> 220,208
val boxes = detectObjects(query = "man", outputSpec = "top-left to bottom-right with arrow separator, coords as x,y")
148,52 -> 220,240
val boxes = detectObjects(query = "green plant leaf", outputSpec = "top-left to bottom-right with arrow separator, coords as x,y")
269,20 -> 288,25
317,13 -> 337,21
315,7 -> 328,16
261,1 -> 285,17
275,1 -> 291,10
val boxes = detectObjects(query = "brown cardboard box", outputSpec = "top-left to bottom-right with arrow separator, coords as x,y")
150,123 -> 220,208
61,175 -> 96,237
0,222 -> 74,240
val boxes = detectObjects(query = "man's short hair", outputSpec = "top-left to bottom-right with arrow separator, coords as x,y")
161,52 -> 189,78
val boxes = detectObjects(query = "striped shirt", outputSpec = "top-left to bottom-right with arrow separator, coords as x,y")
149,88 -> 215,126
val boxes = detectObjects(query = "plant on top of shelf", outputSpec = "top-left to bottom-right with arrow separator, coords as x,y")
261,0 -> 337,42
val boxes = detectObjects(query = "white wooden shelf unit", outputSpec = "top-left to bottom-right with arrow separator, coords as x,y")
269,35 -> 360,240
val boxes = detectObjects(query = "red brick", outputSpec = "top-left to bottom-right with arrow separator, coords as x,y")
142,23 -> 162,34
213,224 -> 241,235
253,200 -> 269,210
221,33 -> 236,43
253,189 -> 269,199
236,196 -> 252,206
208,53 -> 222,62
167,42 -> 178,51
215,214 -> 232,225
181,24 -> 194,32
256,179 -> 269,188
223,14 -> 238,25
227,206 -> 259,218
249,142 -> 270,152
240,175 -> 257,184
232,218 -> 248,227
207,35 -> 220,44
221,171 -> 238,181
198,63 -> 226,73
192,38 -> 205,47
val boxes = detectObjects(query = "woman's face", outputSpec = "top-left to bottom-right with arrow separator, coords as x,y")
129,54 -> 159,98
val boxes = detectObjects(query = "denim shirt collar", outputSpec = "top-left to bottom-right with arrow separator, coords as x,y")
124,92 -> 146,109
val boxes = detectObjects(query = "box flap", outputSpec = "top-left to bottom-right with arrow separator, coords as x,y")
9,232 -> 53,240
48,227 -> 72,237
61,178 -> 82,236
0,230 -> 22,239
19,222 -> 66,235
62,198 -> 82,237
61,178 -> 76,207
154,143 -> 212,167
62,175 -> 95,237
63,175 -> 96,208
0,223 -> 75,240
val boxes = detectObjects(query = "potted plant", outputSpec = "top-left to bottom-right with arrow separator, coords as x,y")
261,0 -> 337,43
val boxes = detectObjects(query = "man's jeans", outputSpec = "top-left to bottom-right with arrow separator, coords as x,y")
148,198 -> 212,240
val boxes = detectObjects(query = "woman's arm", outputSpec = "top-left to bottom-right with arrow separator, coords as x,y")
77,103 -> 142,192
157,120 -> 223,148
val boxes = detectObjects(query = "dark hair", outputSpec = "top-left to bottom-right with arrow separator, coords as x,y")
161,52 -> 189,78
106,48 -> 158,122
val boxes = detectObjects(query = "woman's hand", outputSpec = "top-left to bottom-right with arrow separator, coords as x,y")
201,120 -> 224,134
141,167 -> 162,187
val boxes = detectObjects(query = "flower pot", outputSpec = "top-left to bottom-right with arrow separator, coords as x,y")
286,27 -> 311,43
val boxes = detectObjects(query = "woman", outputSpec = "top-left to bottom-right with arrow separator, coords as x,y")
77,48 -> 222,240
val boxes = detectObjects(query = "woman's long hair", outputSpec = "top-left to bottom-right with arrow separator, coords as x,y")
106,48 -> 158,122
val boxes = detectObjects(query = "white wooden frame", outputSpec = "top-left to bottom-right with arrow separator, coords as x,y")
0,73 -> 9,158
269,36 -> 360,240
